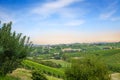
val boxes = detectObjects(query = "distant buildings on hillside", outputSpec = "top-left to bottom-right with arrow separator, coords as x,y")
62,48 -> 81,52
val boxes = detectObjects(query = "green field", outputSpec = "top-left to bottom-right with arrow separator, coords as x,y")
2,42 -> 120,80
22,60 -> 64,78
43,59 -> 70,68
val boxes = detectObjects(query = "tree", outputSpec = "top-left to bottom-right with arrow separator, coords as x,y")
62,53 -> 70,61
65,57 -> 111,80
0,22 -> 32,76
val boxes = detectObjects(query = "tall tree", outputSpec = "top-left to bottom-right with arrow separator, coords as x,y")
0,22 -> 32,76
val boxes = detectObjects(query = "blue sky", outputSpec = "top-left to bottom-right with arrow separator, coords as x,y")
0,0 -> 120,44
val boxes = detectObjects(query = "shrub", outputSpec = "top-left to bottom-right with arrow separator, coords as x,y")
65,57 -> 111,80
31,70 -> 47,80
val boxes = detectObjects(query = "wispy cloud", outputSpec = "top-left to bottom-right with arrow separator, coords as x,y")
99,0 -> 119,21
0,0 -> 120,44
29,0 -> 86,27
100,10 -> 116,20
31,0 -> 83,18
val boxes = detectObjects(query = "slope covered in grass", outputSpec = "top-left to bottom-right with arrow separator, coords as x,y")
22,60 -> 64,78
9,68 -> 63,80
0,76 -> 20,80
85,49 -> 120,72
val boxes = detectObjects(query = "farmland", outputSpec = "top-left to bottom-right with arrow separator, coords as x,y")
2,42 -> 120,80
1,0 -> 120,79
28,42 -> 120,79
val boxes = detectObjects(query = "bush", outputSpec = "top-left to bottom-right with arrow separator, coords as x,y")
31,70 -> 47,80
107,63 -> 120,72
65,57 -> 111,80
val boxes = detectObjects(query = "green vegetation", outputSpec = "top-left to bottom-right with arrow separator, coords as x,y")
29,59 -> 62,68
0,76 -> 20,80
5,42 -> 118,80
0,22 -> 32,76
0,21 -> 120,80
10,68 -> 63,80
43,59 -> 70,68
28,42 -> 120,80
22,60 -> 64,78
10,68 -> 32,80
84,49 -> 120,72
46,75 -> 63,80
65,57 -> 110,80
31,70 -> 47,80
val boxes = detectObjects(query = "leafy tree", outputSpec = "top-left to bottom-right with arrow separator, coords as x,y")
0,22 -> 32,76
31,70 -> 47,80
65,57 -> 111,80
62,53 -> 70,61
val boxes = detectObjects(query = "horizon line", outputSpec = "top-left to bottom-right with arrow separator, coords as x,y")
33,41 -> 120,45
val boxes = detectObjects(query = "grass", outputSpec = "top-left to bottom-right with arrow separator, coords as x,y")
3,68 -> 120,80
9,68 -> 32,80
43,59 -> 70,68
22,60 -> 64,78
46,75 -> 63,80
0,76 -> 20,80
9,68 -> 63,80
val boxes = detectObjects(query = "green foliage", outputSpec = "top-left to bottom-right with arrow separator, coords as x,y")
31,59 -> 62,68
65,57 -> 111,80
108,64 -> 120,72
43,59 -> 70,68
31,70 -> 47,80
89,49 -> 120,72
62,53 -> 70,61
0,76 -> 20,80
0,22 -> 32,76
22,60 -> 64,78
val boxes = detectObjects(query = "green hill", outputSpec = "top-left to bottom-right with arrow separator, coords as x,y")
22,60 -> 64,78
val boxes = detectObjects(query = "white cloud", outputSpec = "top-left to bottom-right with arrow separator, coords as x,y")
31,0 -> 83,18
30,0 -> 85,27
99,1 -> 119,21
100,10 -> 116,20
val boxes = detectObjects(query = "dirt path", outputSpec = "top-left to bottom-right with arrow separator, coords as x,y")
111,73 -> 120,80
